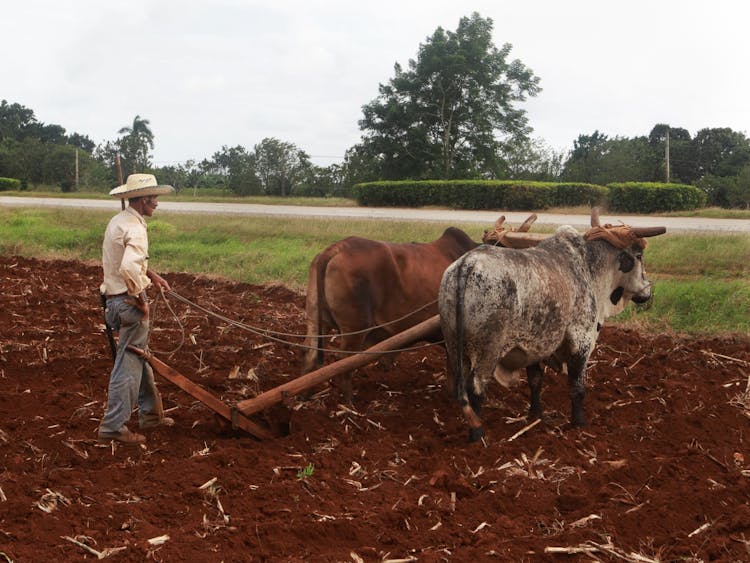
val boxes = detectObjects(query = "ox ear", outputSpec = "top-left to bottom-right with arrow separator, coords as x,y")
618,251 -> 635,273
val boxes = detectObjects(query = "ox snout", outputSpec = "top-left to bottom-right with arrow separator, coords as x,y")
630,281 -> 653,304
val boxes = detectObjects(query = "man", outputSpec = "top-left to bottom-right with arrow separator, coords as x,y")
97,173 -> 175,445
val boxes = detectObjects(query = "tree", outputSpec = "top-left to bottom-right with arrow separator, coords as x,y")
118,114 -> 154,147
28,123 -> 67,144
294,164 -> 347,198
503,137 -> 564,181
206,145 -> 261,195
93,140 -> 124,185
728,165 -> 750,209
698,165 -> 750,208
41,144 -> 78,191
67,132 -> 96,152
561,132 -> 656,185
561,131 -> 609,183
599,136 -> 658,183
0,100 -> 36,141
648,123 -> 691,145
117,114 -> 154,171
341,143 -> 382,188
648,124 -> 695,183
154,160 -> 209,194
698,174 -> 736,209
692,127 -> 750,180
254,137 -> 310,196
1,136 -> 107,190
359,12 -> 540,180
0,100 -> 107,188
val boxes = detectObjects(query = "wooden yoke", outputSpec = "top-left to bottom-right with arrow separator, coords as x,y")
499,232 -> 549,249
482,213 -> 549,249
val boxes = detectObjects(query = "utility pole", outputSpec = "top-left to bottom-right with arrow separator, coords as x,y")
665,128 -> 670,183
116,154 -> 125,210
75,149 -> 79,190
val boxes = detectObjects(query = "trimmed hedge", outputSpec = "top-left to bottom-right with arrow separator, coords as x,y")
0,177 -> 22,191
353,179 -> 709,213
607,182 -> 707,213
353,180 -> 608,210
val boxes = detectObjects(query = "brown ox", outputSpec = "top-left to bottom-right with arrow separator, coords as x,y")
301,216 -> 540,401
301,227 -> 478,400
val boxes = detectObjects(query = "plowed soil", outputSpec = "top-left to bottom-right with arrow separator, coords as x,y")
1,255 -> 749,562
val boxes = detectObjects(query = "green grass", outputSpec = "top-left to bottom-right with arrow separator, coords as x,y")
642,233 -> 749,279
0,189 -> 356,207
662,206 -> 750,220
0,206 -> 747,337
616,279 -> 750,335
0,208 -> 105,259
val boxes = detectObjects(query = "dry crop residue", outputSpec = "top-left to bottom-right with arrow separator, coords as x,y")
1,255 -> 749,561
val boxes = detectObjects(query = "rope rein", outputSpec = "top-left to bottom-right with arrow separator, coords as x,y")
148,288 -> 444,358
148,289 -> 186,356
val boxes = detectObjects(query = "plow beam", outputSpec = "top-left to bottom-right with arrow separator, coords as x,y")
127,345 -> 274,440
235,314 -> 442,417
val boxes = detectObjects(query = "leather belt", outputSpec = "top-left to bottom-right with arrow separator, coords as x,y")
106,292 -> 128,298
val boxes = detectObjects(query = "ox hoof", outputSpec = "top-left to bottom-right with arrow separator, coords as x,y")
468,427 -> 485,443
527,409 -> 543,422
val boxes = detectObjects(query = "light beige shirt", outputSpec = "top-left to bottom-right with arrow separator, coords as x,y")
100,206 -> 151,296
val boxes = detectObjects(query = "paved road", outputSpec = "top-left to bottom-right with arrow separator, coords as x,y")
1,196 -> 748,232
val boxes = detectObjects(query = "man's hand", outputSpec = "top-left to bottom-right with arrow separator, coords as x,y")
127,292 -> 150,320
148,270 -> 171,292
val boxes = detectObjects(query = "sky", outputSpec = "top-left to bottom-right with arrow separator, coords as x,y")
3,0 -> 749,168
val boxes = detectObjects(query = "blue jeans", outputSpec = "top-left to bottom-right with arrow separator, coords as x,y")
99,295 -> 160,433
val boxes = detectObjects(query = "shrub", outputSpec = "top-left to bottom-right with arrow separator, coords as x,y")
0,177 -> 22,191
353,180 -> 606,210
607,182 -> 707,213
698,171 -> 750,209
553,183 -> 608,207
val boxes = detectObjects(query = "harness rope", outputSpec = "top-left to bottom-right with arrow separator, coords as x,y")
149,288 -> 444,358
583,223 -> 647,249
147,214 -> 541,359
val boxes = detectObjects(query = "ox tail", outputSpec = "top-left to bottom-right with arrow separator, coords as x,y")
452,257 -> 485,440
453,258 -> 469,405
302,250 -> 330,373
303,240 -> 349,373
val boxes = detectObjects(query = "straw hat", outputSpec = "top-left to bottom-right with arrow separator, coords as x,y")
109,173 -> 175,199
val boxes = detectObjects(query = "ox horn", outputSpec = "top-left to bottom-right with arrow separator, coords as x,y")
590,207 -> 601,228
517,213 -> 537,232
632,226 -> 667,238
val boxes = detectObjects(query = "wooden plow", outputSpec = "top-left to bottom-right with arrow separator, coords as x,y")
129,315 -> 442,440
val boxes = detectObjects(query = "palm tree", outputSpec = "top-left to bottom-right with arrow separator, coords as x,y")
118,114 -> 154,149
118,115 -> 154,172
